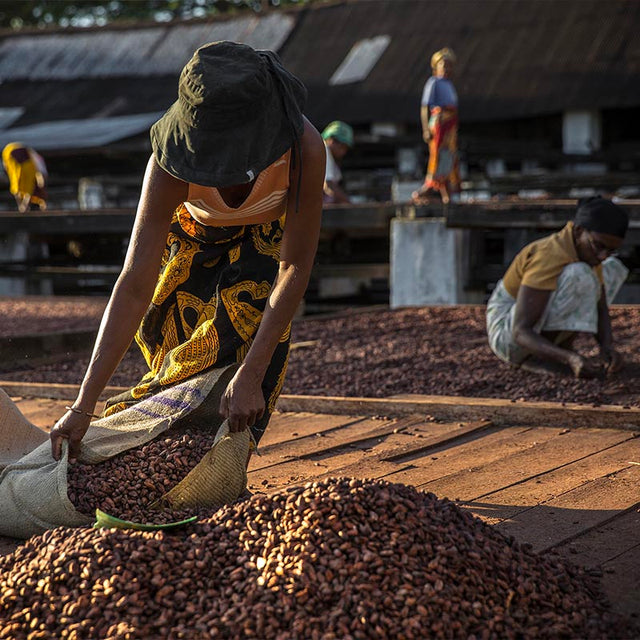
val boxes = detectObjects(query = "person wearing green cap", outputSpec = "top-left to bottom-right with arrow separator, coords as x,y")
321,120 -> 353,204
49,42 -> 326,464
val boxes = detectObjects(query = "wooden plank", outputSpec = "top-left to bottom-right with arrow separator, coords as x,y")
5,383 -> 639,430
277,394 -> 640,430
417,428 -> 632,502
384,425 -> 562,487
444,200 -> 640,230
378,420 -> 492,462
13,397 -> 70,431
250,419 -> 493,497
258,411 -> 360,448
253,416 -> 490,475
553,509 -> 640,568
313,457 -> 411,485
496,465 -> 640,552
251,415 -> 426,472
554,512 -> 640,622
0,203 -> 398,236
0,209 -> 135,235
600,547 -> 640,620
462,437 -> 640,524
248,449 -> 405,492
2,381 -> 127,402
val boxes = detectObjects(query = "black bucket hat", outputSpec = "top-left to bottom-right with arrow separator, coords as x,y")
150,41 -> 307,187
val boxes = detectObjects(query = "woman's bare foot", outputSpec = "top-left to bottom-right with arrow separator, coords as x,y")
411,186 -> 440,204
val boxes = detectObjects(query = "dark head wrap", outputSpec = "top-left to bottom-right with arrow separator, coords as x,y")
150,41 -> 306,189
574,197 -> 628,239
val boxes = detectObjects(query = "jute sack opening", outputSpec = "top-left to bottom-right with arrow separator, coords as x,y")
0,364 -> 247,539
154,423 -> 250,511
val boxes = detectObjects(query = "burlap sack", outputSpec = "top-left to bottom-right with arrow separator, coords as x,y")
156,423 -> 250,510
0,364 -> 239,539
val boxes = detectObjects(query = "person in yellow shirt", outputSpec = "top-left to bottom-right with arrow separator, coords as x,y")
1,142 -> 48,213
486,197 -> 629,378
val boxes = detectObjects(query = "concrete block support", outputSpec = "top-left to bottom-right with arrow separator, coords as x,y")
0,231 -> 52,295
390,217 -> 469,307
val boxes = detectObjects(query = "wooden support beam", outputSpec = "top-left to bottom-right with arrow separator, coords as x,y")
1,381 -> 638,431
444,200 -> 640,229
0,380 -> 126,402
276,394 -> 640,431
0,209 -> 135,235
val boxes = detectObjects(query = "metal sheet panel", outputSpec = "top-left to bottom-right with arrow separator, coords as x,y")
279,0 -> 640,125
0,13 -> 295,81
330,35 -> 391,86
0,108 -> 24,129
0,112 -> 164,150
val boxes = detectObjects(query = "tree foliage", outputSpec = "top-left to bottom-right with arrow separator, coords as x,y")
0,0 -> 318,30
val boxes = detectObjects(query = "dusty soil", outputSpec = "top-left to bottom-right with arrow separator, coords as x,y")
0,302 -> 638,406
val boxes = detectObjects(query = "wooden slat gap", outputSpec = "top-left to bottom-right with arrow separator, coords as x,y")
601,541 -> 640,566
249,416 -> 423,473
256,415 -> 372,455
277,394 -> 640,431
300,415 -> 428,462
314,462 -> 417,485
540,501 -> 640,554
382,420 -> 493,463
459,434 -> 639,504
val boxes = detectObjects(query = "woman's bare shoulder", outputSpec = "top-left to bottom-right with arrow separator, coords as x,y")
300,117 -> 326,168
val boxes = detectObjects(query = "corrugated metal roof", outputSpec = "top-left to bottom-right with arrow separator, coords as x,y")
0,77 -> 176,127
0,13 -> 294,81
0,112 -> 164,150
0,0 -> 638,147
0,107 -> 23,129
278,0 -> 640,125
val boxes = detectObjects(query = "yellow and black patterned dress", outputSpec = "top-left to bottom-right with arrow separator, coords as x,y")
105,151 -> 294,443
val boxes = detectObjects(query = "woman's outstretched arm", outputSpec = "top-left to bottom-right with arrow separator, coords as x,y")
50,157 -> 187,462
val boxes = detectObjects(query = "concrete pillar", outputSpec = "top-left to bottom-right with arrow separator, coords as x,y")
0,232 -> 52,295
562,110 -> 601,155
0,231 -> 29,263
390,217 -> 469,307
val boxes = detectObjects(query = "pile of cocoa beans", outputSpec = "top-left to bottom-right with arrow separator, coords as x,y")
0,477 -> 627,640
67,427 -> 220,524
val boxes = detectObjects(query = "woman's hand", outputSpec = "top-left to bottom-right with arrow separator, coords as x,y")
602,347 -> 624,374
219,364 -> 265,432
568,353 -> 605,379
50,410 -> 92,464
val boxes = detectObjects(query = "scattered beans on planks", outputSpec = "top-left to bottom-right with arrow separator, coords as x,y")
0,477 -> 629,640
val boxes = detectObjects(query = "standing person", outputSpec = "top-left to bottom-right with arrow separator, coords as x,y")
412,48 -> 460,204
321,120 -> 353,204
1,142 -> 48,212
49,41 -> 325,463
486,197 -> 629,378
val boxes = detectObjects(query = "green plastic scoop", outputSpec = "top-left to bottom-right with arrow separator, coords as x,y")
93,508 -> 197,531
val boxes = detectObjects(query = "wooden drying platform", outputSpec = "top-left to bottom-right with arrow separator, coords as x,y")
0,390 -> 638,626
